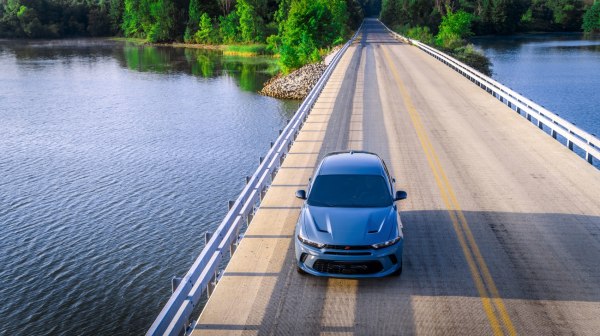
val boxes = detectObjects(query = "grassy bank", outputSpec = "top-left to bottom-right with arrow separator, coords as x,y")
111,38 -> 271,57
223,44 -> 270,56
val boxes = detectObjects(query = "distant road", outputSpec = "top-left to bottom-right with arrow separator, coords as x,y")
192,19 -> 600,335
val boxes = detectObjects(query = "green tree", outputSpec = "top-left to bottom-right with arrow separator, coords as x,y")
278,0 -> 338,72
219,11 -> 239,43
147,0 -> 176,42
185,0 -> 203,42
549,0 -> 584,30
583,1 -> 600,32
194,12 -> 214,43
435,7 -> 473,49
237,0 -> 264,42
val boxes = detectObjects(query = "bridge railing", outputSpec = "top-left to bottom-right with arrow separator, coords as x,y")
382,23 -> 599,166
146,26 -> 361,336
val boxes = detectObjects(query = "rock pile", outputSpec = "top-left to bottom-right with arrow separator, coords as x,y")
260,62 -> 327,100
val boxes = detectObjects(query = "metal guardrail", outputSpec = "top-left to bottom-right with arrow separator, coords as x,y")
382,22 -> 599,166
146,27 -> 362,336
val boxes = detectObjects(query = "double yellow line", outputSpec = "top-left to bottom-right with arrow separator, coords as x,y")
380,46 -> 517,336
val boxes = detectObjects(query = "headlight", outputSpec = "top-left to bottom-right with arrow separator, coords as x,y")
297,234 -> 325,248
372,236 -> 401,249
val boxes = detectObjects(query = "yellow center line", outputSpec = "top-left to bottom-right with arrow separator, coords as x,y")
380,45 -> 516,336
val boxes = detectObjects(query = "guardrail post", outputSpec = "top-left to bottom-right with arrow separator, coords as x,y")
205,231 -> 212,245
171,276 -> 182,294
551,129 -> 558,139
207,271 -> 217,299
587,138 -> 595,164
230,228 -> 240,255
260,186 -> 267,200
228,200 -> 235,210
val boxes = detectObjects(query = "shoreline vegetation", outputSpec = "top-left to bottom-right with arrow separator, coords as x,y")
3,1 -> 600,97
380,0 -> 600,75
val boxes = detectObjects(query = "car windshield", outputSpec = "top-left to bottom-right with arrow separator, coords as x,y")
307,174 -> 392,208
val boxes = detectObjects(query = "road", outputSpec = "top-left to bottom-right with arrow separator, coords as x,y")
191,19 -> 600,335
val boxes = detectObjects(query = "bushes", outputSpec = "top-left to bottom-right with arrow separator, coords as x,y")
451,44 -> 492,76
405,26 -> 434,45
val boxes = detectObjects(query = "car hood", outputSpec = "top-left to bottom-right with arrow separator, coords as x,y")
300,205 -> 398,245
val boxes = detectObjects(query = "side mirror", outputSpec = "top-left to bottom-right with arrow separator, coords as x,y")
394,190 -> 407,201
295,190 -> 307,200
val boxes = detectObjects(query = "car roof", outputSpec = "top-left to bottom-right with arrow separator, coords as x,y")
318,151 -> 386,176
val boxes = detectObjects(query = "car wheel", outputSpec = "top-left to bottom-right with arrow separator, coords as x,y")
296,265 -> 307,275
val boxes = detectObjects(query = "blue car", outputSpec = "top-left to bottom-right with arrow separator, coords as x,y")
294,151 -> 407,277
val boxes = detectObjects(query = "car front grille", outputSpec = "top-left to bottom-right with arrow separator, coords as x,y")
322,244 -> 372,250
312,260 -> 383,275
324,251 -> 371,256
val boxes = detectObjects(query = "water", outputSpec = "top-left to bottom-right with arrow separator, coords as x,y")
472,33 -> 600,136
0,39 -> 297,335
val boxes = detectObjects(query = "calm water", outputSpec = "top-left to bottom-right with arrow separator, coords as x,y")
472,33 -> 600,136
0,39 -> 297,335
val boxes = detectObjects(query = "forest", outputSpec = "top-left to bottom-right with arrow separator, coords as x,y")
1,0 -> 599,72
380,0 -> 600,35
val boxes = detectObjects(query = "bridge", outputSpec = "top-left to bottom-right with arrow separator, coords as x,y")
148,19 -> 600,335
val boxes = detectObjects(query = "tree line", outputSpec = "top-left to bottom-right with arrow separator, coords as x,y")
380,0 -> 600,35
0,0 -> 121,37
1,0 -> 365,72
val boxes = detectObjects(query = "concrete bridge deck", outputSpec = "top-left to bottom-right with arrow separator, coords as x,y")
191,19 -> 600,335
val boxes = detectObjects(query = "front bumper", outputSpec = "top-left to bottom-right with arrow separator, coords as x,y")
294,237 -> 403,278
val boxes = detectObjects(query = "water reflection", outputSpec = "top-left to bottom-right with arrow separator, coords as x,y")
117,43 -> 278,92
1,39 -> 281,94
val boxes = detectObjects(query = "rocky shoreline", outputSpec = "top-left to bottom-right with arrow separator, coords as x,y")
259,63 -> 327,100
260,46 -> 342,100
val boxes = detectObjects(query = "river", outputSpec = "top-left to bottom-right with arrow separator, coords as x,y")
472,33 -> 600,136
0,39 -> 297,335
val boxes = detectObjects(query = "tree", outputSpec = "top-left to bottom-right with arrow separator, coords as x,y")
582,0 -> 600,32
549,0 -> 585,30
278,0 -> 340,72
194,12 -> 214,43
185,0 -> 202,42
236,0 -> 263,42
435,7 -> 473,49
219,11 -> 239,43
